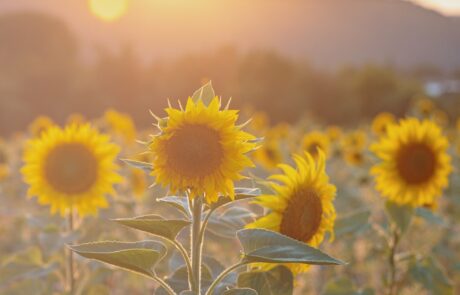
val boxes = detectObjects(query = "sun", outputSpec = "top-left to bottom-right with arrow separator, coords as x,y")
88,0 -> 128,22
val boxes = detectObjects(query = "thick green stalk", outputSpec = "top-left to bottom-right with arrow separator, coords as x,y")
387,227 -> 400,295
191,196 -> 203,294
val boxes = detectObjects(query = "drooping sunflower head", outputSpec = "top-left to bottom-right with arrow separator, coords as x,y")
28,116 -> 55,137
372,112 -> 396,137
247,151 -> 336,274
371,118 -> 452,207
149,97 -> 256,203
302,131 -> 330,159
21,124 -> 121,216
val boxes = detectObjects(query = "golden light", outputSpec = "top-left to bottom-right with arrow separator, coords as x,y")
88,0 -> 128,22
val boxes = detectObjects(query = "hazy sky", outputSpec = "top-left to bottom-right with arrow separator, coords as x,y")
412,0 -> 460,15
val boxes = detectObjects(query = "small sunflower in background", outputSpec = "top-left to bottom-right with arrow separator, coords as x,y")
371,112 -> 395,137
22,124 -> 121,216
149,97 -> 256,203
0,143 -> 9,181
104,109 -> 137,144
343,148 -> 366,167
371,118 -> 452,207
28,116 -> 55,137
250,111 -> 270,134
247,151 -> 336,274
67,113 -> 86,125
252,139 -> 283,170
326,125 -> 342,142
415,98 -> 435,117
342,130 -> 367,150
302,131 -> 330,159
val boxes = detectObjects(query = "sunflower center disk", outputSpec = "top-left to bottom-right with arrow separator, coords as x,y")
44,143 -> 98,194
396,143 -> 436,185
280,188 -> 323,243
165,124 -> 223,177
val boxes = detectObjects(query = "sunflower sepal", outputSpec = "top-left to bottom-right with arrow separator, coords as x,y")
237,229 -> 345,266
191,81 -> 215,105
385,201 -> 414,235
122,158 -> 154,172
113,214 -> 191,241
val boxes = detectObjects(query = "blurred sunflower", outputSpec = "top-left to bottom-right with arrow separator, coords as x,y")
67,113 -> 86,125
371,118 -> 451,207
22,124 -> 121,216
415,98 -> 435,117
104,109 -> 137,144
130,168 -> 147,199
326,126 -> 342,142
247,151 -> 336,274
302,131 -> 330,158
149,97 -> 256,203
252,140 -> 283,170
0,144 -> 9,181
250,111 -> 270,133
371,112 -> 395,136
342,130 -> 367,150
344,148 -> 366,167
28,116 -> 55,137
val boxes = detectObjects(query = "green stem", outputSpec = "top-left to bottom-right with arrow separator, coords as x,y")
205,262 -> 246,295
197,209 -> 214,251
387,227 -> 400,295
172,240 -> 195,291
191,196 -> 203,294
152,273 -> 176,295
67,211 -> 75,295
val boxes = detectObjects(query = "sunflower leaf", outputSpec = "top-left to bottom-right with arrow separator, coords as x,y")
237,229 -> 345,265
223,288 -> 258,295
334,210 -> 371,238
191,81 -> 215,105
69,240 -> 166,279
158,196 -> 191,218
385,201 -> 413,234
121,159 -> 153,172
409,256 -> 453,295
207,208 -> 256,239
237,265 -> 293,295
113,215 -> 190,241
209,188 -> 261,211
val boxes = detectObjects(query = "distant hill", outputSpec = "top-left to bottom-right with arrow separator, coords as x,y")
0,0 -> 460,69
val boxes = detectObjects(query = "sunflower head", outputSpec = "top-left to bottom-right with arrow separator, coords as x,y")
252,139 -> 283,170
149,97 -> 256,203
326,126 -> 342,142
28,116 -> 55,137
371,118 -> 452,207
344,148 -> 366,166
415,98 -> 435,117
342,130 -> 367,150
302,131 -> 330,159
247,151 -> 336,274
372,112 -> 396,136
104,109 -> 137,143
22,123 -> 121,216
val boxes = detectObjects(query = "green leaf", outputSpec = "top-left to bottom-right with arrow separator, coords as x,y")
157,196 -> 191,218
238,265 -> 292,295
237,229 -> 345,265
334,210 -> 371,238
209,188 -> 261,211
223,288 -> 258,295
409,256 -> 453,295
191,81 -> 215,105
207,208 -> 255,239
385,201 -> 413,234
122,159 -> 153,172
415,207 -> 445,226
70,240 -> 166,278
155,265 -> 215,295
113,214 -> 190,241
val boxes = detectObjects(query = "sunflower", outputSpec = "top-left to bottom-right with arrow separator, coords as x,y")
247,151 -> 336,274
371,118 -> 452,207
252,139 -> 283,170
344,148 -> 366,166
0,144 -> 9,181
22,124 -> 121,216
67,113 -> 86,125
371,112 -> 395,136
104,109 -> 137,144
28,116 -> 55,137
302,131 -> 330,158
130,168 -> 147,199
342,130 -> 367,150
149,97 -> 256,203
326,126 -> 342,142
415,98 -> 435,117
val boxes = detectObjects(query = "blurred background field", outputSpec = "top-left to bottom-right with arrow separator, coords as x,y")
0,0 -> 460,294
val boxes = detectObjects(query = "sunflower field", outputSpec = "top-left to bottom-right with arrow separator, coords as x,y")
0,80 -> 458,295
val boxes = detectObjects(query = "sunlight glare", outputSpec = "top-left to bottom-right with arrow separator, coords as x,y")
89,0 -> 128,22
